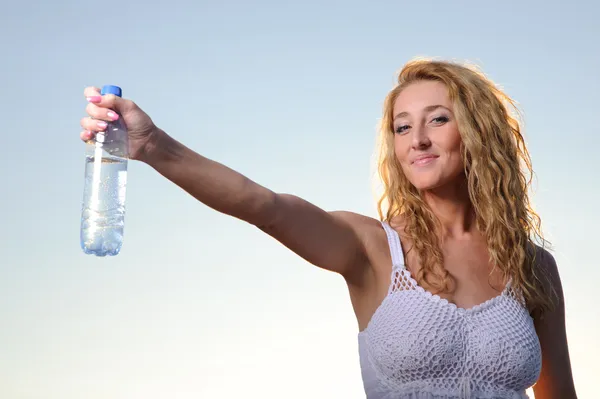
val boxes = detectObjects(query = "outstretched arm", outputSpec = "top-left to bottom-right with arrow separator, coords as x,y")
80,88 -> 374,284
146,131 -> 373,283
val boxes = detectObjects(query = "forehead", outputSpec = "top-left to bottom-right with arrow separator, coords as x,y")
393,80 -> 451,115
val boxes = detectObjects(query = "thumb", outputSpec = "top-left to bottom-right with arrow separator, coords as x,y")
98,93 -> 127,113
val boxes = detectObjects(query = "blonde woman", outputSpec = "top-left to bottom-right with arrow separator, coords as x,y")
79,59 -> 576,399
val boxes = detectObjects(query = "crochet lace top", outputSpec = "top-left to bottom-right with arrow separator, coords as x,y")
357,222 -> 542,399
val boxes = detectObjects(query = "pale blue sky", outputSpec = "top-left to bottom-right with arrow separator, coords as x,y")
1,1 -> 598,398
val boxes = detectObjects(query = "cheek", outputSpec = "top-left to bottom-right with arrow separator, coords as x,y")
442,130 -> 464,170
394,139 -> 413,176
439,125 -> 462,154
394,135 -> 409,162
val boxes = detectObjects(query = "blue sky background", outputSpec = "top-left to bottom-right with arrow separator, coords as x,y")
1,1 -> 598,397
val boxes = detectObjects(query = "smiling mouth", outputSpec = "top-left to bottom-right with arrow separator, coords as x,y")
412,155 -> 438,166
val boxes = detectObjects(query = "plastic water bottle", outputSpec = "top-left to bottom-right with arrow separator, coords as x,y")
80,85 -> 129,256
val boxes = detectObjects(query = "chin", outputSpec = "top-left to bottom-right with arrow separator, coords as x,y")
407,174 -> 444,191
412,182 -> 443,192
409,173 -> 466,192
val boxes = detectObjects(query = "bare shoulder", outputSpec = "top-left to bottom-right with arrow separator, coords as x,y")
532,245 -> 561,296
328,211 -> 385,249
534,245 -> 558,274
328,211 -> 393,266
329,210 -> 378,223
328,210 -> 383,234
531,244 -> 562,318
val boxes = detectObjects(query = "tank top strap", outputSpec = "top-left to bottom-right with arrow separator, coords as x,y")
380,221 -> 406,270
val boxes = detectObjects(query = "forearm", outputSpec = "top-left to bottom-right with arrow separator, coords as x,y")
144,129 -> 276,225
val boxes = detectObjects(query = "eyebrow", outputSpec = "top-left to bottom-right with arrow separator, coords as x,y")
393,105 -> 452,120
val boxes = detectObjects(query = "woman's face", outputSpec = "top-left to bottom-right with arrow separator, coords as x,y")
392,80 -> 465,191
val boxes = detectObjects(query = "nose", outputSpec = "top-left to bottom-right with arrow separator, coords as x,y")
411,123 -> 431,150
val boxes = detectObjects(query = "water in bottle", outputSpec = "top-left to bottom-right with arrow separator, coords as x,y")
80,85 -> 129,256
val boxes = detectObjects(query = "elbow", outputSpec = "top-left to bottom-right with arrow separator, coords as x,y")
242,186 -> 279,229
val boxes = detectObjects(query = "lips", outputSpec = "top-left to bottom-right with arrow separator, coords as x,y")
412,154 -> 439,165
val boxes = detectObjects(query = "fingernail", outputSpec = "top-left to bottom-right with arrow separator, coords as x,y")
107,111 -> 119,121
87,96 -> 102,103
97,121 -> 107,128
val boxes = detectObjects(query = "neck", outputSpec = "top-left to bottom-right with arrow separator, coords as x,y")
421,179 -> 476,239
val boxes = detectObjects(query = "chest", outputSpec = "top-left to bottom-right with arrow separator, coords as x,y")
363,288 -> 542,391
402,237 -> 508,309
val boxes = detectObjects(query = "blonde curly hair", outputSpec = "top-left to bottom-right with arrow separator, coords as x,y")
376,58 -> 555,315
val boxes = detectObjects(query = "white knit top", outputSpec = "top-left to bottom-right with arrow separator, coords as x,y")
357,222 -> 542,399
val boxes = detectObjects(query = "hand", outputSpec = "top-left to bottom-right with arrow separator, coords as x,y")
80,86 -> 159,162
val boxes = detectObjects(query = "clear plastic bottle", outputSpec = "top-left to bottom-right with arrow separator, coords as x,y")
80,85 -> 129,256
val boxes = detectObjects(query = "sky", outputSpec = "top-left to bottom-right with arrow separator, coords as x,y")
1,0 -> 598,398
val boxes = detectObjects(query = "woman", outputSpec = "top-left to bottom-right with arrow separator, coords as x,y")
79,59 -> 577,398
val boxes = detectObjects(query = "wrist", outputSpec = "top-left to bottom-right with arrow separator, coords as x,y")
142,127 -> 183,167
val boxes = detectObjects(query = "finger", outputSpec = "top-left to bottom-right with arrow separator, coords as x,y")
84,86 -> 125,115
85,102 -> 120,122
80,130 -> 94,142
84,86 -> 101,98
86,94 -> 125,118
80,115 -> 108,132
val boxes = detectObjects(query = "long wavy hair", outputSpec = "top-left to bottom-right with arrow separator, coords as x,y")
376,58 -> 555,315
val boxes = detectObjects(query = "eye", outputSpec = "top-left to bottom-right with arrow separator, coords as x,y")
395,125 -> 410,134
431,115 -> 450,124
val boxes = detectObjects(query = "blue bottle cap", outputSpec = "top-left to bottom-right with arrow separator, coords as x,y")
101,85 -> 122,97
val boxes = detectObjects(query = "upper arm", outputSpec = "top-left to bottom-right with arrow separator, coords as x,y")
532,249 -> 577,399
257,193 -> 375,283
